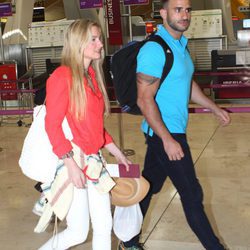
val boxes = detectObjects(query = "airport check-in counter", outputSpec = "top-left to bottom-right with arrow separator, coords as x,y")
211,49 -> 250,99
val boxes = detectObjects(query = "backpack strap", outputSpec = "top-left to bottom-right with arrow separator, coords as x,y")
147,35 -> 174,87
144,35 -> 174,139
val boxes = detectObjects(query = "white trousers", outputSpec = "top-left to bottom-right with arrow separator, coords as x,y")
38,180 -> 112,250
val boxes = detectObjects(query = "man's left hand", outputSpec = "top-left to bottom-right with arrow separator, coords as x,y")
213,108 -> 231,126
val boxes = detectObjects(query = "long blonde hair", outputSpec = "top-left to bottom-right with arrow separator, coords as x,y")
61,19 -> 110,119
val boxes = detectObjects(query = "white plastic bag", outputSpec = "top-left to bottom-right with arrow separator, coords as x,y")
113,204 -> 143,242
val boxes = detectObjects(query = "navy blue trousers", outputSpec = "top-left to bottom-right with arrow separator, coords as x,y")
124,133 -> 225,250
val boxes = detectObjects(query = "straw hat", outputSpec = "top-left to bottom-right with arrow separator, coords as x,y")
111,177 -> 150,207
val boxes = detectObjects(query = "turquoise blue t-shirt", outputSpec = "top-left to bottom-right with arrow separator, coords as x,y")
137,24 -> 194,135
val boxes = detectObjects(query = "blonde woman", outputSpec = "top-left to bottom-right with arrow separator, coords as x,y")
39,19 -> 130,250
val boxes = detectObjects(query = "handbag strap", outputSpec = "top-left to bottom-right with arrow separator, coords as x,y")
35,98 -> 46,117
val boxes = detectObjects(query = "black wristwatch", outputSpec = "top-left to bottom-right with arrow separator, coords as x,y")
60,150 -> 74,160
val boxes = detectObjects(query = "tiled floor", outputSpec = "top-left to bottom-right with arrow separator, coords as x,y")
1,108 -> 250,250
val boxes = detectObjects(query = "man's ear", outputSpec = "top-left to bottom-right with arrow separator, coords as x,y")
160,8 -> 167,20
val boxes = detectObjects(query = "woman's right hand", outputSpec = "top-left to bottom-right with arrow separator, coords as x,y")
64,158 -> 86,188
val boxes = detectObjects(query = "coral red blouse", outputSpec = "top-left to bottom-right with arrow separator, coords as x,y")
45,65 -> 113,157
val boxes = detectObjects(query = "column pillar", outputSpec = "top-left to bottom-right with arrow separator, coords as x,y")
3,0 -> 35,45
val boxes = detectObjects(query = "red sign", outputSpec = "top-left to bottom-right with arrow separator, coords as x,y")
123,0 -> 149,5
106,0 -> 123,45
145,23 -> 154,34
0,63 -> 17,100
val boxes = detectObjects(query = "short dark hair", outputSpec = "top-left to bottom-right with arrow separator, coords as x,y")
161,0 -> 169,6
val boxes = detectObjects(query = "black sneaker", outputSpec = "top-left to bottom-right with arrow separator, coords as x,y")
118,241 -> 145,250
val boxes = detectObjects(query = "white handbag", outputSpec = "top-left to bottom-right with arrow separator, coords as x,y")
19,105 -> 73,183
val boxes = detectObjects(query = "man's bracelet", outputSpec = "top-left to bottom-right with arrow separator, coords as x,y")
60,150 -> 74,160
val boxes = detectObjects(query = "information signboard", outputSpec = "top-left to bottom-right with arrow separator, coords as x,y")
79,0 -> 103,9
123,0 -> 149,6
106,0 -> 123,45
184,9 -> 222,39
0,3 -> 12,17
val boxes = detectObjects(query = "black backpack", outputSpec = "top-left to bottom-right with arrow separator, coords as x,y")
110,35 -> 174,115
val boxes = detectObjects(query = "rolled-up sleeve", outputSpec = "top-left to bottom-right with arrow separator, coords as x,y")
103,129 -> 113,146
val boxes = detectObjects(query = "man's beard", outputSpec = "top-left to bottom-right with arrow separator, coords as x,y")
168,18 -> 190,32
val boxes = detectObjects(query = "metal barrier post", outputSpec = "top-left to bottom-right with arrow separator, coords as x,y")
0,22 -> 5,61
117,112 -> 135,157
